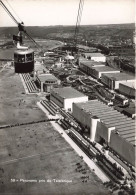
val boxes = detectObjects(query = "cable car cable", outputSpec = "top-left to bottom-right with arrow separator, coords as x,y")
0,0 -> 41,50
23,30 -> 41,49
0,3 -> 18,25
0,0 -> 19,25
5,0 -> 22,23
0,0 -> 39,73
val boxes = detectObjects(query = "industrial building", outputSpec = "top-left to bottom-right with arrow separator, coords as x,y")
119,82 -> 135,98
79,59 -> 105,74
90,66 -> 120,79
72,100 -> 135,166
36,74 -> 60,92
79,63 -> 120,79
50,86 -> 88,111
101,72 -> 135,90
81,52 -> 106,62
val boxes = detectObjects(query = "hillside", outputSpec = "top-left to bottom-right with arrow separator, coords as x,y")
0,23 -> 135,42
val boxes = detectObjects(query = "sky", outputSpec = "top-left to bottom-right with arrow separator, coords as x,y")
0,0 -> 135,27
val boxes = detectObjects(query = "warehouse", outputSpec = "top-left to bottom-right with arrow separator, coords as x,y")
79,60 -> 105,75
36,74 -> 60,92
82,52 -> 106,62
79,60 -> 120,79
72,100 -> 117,142
72,100 -> 135,166
110,128 -> 135,167
50,86 -> 88,111
119,82 -> 135,98
89,66 -> 120,79
101,72 -> 135,90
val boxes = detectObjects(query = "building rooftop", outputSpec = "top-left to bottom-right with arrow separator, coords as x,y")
102,72 -> 135,81
83,52 -> 105,57
38,74 -> 58,83
92,66 -> 120,72
52,87 -> 88,99
74,100 -> 135,146
80,60 -> 105,67
119,82 -> 136,89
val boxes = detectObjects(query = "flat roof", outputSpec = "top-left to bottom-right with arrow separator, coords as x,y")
80,60 -> 105,67
52,87 -> 88,99
92,66 -> 120,72
102,72 -> 135,81
38,74 -> 58,82
83,53 -> 105,57
74,100 -> 135,146
119,82 -> 136,89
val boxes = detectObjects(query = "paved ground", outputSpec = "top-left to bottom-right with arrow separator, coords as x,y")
0,67 -> 110,194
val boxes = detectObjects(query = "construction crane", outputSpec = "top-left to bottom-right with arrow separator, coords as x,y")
0,0 -> 40,73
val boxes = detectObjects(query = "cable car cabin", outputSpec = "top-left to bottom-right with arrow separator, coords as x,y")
14,49 -> 34,73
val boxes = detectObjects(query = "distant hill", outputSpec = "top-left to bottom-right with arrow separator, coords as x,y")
0,23 -> 135,42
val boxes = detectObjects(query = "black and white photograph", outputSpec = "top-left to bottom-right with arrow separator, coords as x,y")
0,0 -> 135,194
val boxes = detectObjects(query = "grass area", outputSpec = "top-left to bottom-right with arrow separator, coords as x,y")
0,69 -> 46,126
0,122 -> 109,195
0,54 -> 110,194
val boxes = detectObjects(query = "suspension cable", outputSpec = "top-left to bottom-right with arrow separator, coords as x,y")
24,30 -> 41,49
5,0 -> 22,23
0,0 -> 41,50
0,0 -> 19,25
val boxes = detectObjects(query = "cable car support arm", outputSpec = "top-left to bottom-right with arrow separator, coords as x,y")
0,0 -> 40,49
